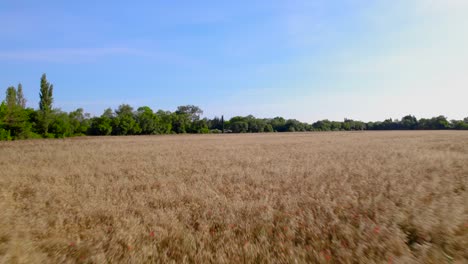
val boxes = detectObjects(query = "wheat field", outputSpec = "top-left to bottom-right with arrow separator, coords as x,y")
0,131 -> 467,263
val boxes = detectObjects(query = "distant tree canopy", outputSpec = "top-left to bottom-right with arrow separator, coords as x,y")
1,74 -> 467,140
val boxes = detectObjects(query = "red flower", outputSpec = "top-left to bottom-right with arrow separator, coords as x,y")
373,226 -> 380,234
150,231 -> 155,237
322,250 -> 331,261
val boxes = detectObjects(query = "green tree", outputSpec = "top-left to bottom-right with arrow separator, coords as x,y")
4,87 -> 18,130
312,120 -> 332,131
331,121 -> 342,131
89,108 -> 113,135
112,104 -> 141,135
16,83 -> 26,108
49,110 -> 72,138
0,102 -> 12,140
0,101 -> 6,124
136,106 -> 157,134
6,86 -> 17,109
39,74 -> 54,136
451,120 -> 468,130
69,108 -> 90,135
171,112 -> 190,133
246,116 -> 266,133
342,121 -> 351,131
3,86 -> 32,139
270,117 -> 286,132
221,115 -> 225,133
401,115 -> 418,129
343,118 -> 356,130
432,116 -> 450,129
264,124 -> 274,132
154,110 -> 173,134
102,108 -> 114,119
417,118 -> 430,130
354,121 -> 366,130
176,105 -> 203,122
191,118 -> 210,133
285,119 -> 305,132
230,121 -> 248,133
208,116 -> 224,131
173,105 -> 203,133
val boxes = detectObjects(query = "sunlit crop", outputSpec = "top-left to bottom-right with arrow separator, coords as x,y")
0,131 -> 466,263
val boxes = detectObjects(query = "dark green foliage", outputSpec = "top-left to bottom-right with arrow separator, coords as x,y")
223,116 -> 311,133
3,87 -> 32,139
401,115 -> 418,129
230,121 -> 248,133
285,119 -> 306,132
331,121 -> 342,131
0,129 -> 11,140
171,105 -> 206,133
418,116 -> 450,130
312,120 -> 332,131
246,117 -> 266,133
341,119 -> 366,131
0,102 -> 6,122
136,106 -> 158,135
69,108 -> 91,135
221,115 -> 225,133
112,104 -> 141,135
354,121 -> 366,130
191,118 -> 210,134
49,110 -> 72,138
270,117 -> 287,132
171,112 -> 189,134
0,102 -> 11,140
208,116 -> 224,131
432,116 -> 450,129
450,120 -> 468,130
154,110 -> 173,134
89,109 -> 113,136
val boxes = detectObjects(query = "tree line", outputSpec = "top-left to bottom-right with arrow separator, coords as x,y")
1,74 -> 467,140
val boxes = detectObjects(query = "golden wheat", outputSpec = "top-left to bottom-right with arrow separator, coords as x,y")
0,131 -> 467,263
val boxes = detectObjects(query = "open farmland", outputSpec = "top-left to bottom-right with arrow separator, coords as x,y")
0,131 -> 467,263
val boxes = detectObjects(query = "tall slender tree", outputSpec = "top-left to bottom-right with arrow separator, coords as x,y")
221,115 -> 224,133
5,86 -> 17,109
4,86 -> 17,128
39,74 -> 54,135
16,83 -> 26,108
3,86 -> 28,138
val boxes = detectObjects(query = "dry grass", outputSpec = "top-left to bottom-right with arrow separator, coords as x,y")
0,131 -> 467,263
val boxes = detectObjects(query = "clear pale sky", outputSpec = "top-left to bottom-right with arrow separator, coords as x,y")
1,0 -> 467,122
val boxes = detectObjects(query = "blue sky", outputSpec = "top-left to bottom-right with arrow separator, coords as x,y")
1,0 -> 467,122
